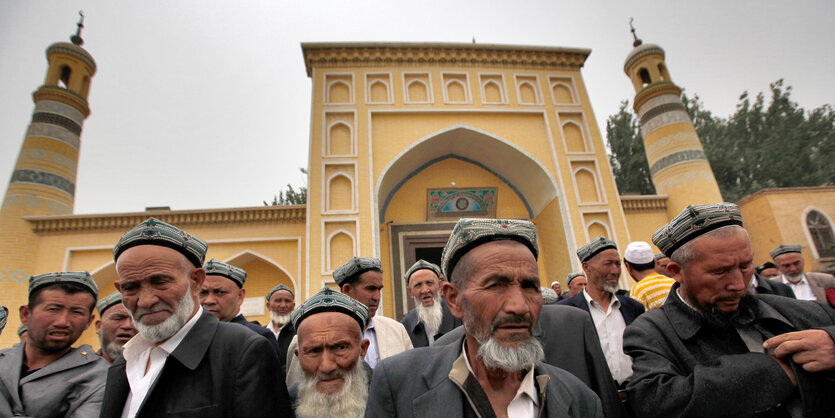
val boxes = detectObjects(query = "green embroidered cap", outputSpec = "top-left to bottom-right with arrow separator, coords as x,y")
332,257 -> 382,287
577,236 -> 618,262
290,287 -> 369,331
96,291 -> 123,316
404,259 -> 442,285
266,284 -> 294,301
652,202 -> 744,257
769,244 -> 802,260
441,218 -> 538,280
0,306 -> 7,335
654,253 -> 668,261
17,324 -> 28,337
29,271 -> 98,299
113,217 -> 208,268
203,259 -> 247,288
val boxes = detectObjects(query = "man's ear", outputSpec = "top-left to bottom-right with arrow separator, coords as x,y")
19,305 -> 31,326
95,320 -> 103,333
443,281 -> 463,319
667,262 -> 684,283
406,286 -> 415,298
360,338 -> 370,357
341,283 -> 353,297
189,268 -> 206,295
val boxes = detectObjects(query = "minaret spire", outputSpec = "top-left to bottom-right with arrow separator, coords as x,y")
629,18 -> 642,47
70,11 -> 85,46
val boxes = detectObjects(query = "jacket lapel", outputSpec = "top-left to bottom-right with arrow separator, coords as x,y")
806,273 -> 827,303
19,344 -> 97,385
373,318 -> 390,359
0,346 -> 24,414
413,336 -> 465,417
101,357 -> 130,417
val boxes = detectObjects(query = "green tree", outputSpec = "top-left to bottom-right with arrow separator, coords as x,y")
264,168 -> 308,205
606,80 -> 835,202
606,101 -> 655,195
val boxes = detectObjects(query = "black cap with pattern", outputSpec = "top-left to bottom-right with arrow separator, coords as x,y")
567,272 -> 585,285
441,218 -> 538,280
266,284 -> 294,301
113,217 -> 208,268
652,203 -> 744,257
203,259 -> 247,288
29,271 -> 98,299
576,237 -> 618,262
290,287 -> 369,331
404,260 -> 442,285
769,244 -> 802,260
332,257 -> 382,287
96,291 -> 123,316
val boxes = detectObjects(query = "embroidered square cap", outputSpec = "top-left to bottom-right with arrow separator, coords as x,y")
567,272 -> 585,285
441,218 -> 538,280
266,284 -> 294,301
113,217 -> 208,268
203,259 -> 247,287
652,203 -> 744,257
404,259 -> 442,284
332,257 -> 382,286
770,244 -> 802,260
0,306 -> 7,335
96,291 -> 123,316
17,324 -> 27,337
290,287 -> 368,331
577,237 -> 618,262
654,253 -> 669,261
29,271 -> 98,299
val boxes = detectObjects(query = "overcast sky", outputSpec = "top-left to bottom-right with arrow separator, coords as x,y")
1,1 -> 832,215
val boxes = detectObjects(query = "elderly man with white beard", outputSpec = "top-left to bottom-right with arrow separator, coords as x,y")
265,284 -> 297,376
365,218 -> 603,418
99,217 -> 291,417
400,259 -> 462,347
289,287 -> 372,418
94,291 -> 138,363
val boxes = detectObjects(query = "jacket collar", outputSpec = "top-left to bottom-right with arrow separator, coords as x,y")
169,309 -> 218,370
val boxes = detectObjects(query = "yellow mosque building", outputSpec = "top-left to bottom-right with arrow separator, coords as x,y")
2,26 -> 834,348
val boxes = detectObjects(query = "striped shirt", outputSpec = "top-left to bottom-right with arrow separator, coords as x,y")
630,273 -> 675,310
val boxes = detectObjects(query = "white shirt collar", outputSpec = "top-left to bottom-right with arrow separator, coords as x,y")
582,288 -> 620,309
122,306 -> 204,357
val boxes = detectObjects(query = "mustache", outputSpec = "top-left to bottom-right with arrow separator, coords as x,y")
315,369 -> 344,381
490,313 -> 533,332
132,303 -> 174,320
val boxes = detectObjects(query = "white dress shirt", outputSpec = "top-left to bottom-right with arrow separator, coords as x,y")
265,320 -> 286,340
781,274 -> 816,301
462,341 -> 537,417
583,289 -> 632,384
363,317 -> 379,369
120,307 -> 204,418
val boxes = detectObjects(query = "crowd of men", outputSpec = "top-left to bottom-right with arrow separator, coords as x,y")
1,202 -> 834,417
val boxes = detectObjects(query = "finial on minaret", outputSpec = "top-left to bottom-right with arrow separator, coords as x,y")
629,18 -> 642,47
70,11 -> 85,46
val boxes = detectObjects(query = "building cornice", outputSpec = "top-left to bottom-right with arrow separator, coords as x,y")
47,42 -> 97,74
33,86 -> 91,117
736,186 -> 835,205
24,205 -> 306,234
620,194 -> 668,212
301,42 -> 591,77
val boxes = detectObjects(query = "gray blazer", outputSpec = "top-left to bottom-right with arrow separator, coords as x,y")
435,304 -> 626,418
0,343 -> 108,418
806,271 -> 835,304
365,333 -> 603,418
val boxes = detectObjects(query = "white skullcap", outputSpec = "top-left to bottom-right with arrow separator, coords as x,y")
624,241 -> 654,264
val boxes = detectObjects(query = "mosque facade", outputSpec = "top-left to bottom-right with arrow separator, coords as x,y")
1,32 -> 833,348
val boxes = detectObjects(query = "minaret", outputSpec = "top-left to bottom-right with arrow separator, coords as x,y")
0,13 -> 96,282
623,21 -> 722,218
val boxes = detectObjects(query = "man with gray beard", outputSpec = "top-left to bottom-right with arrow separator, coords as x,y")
365,218 -> 602,417
99,217 -> 290,417
289,287 -> 372,418
557,236 -> 645,386
400,259 -> 462,347
265,284 -> 297,376
94,291 -> 138,363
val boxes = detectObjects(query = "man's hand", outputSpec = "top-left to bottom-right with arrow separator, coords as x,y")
764,329 -> 835,372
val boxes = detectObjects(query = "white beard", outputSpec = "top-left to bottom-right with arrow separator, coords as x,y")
785,273 -> 803,283
295,358 -> 369,418
476,333 -> 544,372
98,335 -> 123,360
414,295 -> 443,336
603,284 -> 619,294
271,312 -> 291,327
128,285 -> 195,343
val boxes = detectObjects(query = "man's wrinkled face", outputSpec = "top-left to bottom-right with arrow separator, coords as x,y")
343,271 -> 383,318
21,289 -> 95,354
407,269 -> 440,307
449,240 -> 542,348
584,249 -> 621,293
268,289 -> 295,316
775,253 -> 804,279
96,303 -> 137,358
568,276 -> 587,296
672,227 -> 754,313
296,312 -> 369,394
199,275 -> 245,322
115,245 -> 203,340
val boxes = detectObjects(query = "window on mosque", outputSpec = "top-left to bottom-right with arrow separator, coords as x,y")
807,210 -> 835,258
59,65 -> 71,89
639,68 -> 651,86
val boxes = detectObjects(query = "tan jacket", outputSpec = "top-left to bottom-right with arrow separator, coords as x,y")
806,271 -> 835,304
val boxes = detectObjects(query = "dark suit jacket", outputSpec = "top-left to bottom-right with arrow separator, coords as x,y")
435,304 -> 626,418
275,322 -> 296,376
99,310 -> 291,418
754,273 -> 796,298
557,291 -> 645,325
365,333 -> 603,418
230,314 -> 281,354
624,283 -> 835,418
400,299 -> 462,348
